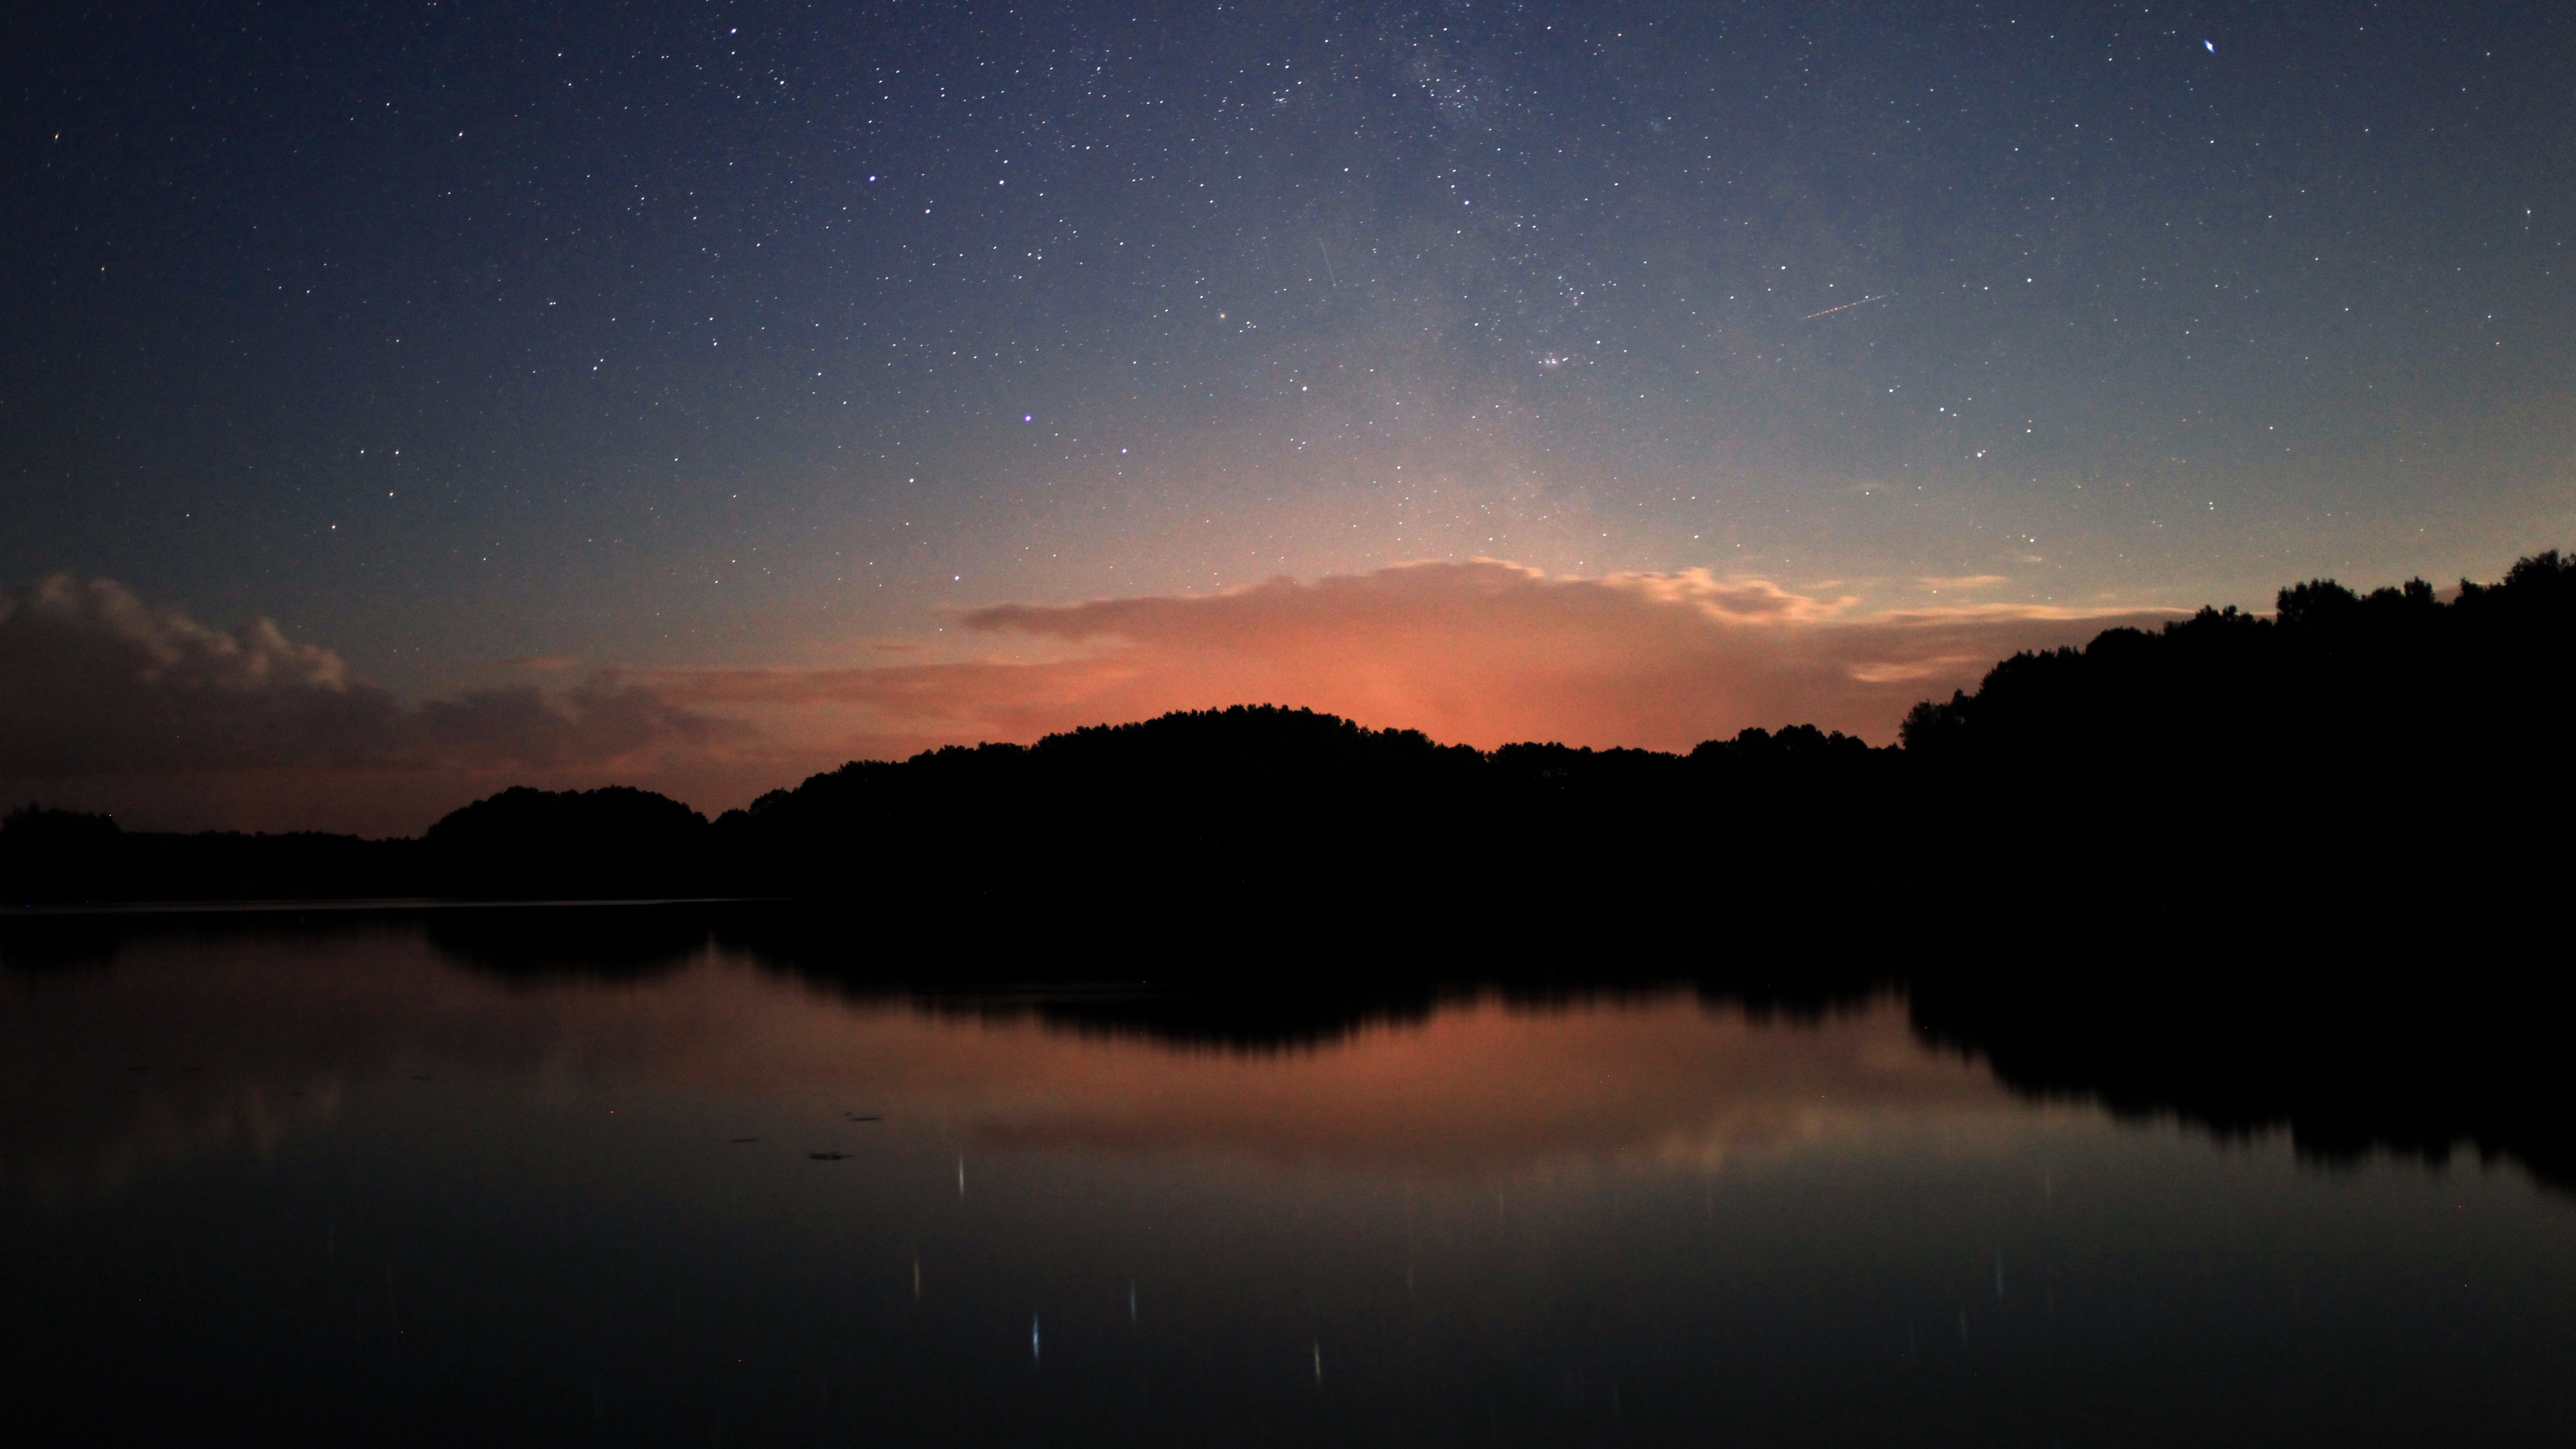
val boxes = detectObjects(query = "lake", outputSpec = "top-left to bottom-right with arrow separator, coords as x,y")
3,908 -> 2571,1445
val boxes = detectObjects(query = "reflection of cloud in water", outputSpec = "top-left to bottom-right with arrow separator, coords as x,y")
935,995 -> 2017,1176
2,933 -> 2030,1195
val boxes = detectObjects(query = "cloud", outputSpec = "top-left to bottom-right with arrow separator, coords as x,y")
0,575 -> 747,780
1,564 -> 2179,831
658,559 -> 2178,756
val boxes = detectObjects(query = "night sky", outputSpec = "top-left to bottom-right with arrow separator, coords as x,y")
5,1 -> 2572,828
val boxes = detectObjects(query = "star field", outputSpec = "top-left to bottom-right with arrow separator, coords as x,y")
5,0 -> 2571,695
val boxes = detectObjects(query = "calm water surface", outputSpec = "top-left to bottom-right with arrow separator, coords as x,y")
4,922 -> 2571,1445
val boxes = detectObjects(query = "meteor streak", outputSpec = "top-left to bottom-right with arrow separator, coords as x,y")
1803,294 -> 1890,320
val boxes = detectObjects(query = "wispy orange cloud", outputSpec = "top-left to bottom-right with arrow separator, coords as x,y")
655,559 -> 2176,760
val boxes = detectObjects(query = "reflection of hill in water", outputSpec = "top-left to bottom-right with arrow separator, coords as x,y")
424,906 -> 710,983
1909,973 -> 2576,1193
7,902 -> 2571,1191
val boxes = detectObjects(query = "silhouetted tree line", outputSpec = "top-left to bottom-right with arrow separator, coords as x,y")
0,803 -> 426,904
1899,549 -> 2576,835
0,715 -> 1892,906
4,552 -> 2570,916
696,707 -> 1897,905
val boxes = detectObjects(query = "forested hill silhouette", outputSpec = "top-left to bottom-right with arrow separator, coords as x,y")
1900,549 -> 2576,833
424,785 -> 711,898
699,704 -> 1891,904
1,550 -> 2569,917
702,551 -> 2573,910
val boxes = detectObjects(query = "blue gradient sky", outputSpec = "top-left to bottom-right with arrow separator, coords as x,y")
3,1 -> 2571,824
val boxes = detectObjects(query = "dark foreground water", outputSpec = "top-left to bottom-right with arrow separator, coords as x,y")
3,915 -> 2571,1446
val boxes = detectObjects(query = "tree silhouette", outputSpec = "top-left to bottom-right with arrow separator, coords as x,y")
425,785 -> 712,898
5,552 -> 2569,915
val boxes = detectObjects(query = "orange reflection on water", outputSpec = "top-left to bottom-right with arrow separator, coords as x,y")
2,933 -> 2029,1198
877,991 -> 2016,1175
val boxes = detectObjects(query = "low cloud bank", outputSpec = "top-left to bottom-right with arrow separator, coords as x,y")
0,576 -> 741,774
0,576 -> 751,830
2,564 -> 2176,832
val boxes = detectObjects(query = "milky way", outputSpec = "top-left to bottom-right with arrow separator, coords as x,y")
5,0 -> 2569,702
